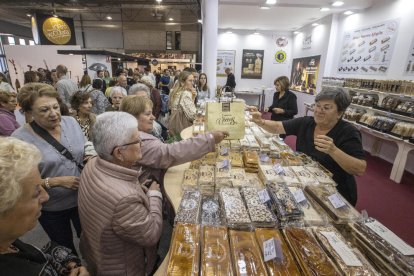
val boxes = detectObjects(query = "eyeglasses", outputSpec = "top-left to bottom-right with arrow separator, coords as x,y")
314,103 -> 335,112
112,139 -> 142,154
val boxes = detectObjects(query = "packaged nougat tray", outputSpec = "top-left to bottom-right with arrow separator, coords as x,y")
305,166 -> 336,186
182,169 -> 199,191
230,151 -> 244,167
230,139 -> 242,151
189,159 -> 202,169
267,182 -> 303,222
350,217 -> 414,275
198,165 -> 215,196
246,172 -> 264,188
305,185 -> 360,224
201,152 -> 216,166
175,190 -> 201,224
230,168 -> 248,187
167,223 -> 200,276
201,226 -> 233,276
254,228 -> 301,276
279,166 -> 300,185
229,230 -> 268,276
258,164 -> 284,184
219,187 -> 251,228
201,194 -> 224,226
289,166 -> 319,185
243,150 -> 259,173
313,226 -> 379,275
287,186 -> 328,226
241,187 -> 278,228
283,227 -> 341,276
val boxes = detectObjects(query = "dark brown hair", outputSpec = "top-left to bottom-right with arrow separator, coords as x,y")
70,91 -> 92,111
18,83 -> 59,112
274,76 -> 290,92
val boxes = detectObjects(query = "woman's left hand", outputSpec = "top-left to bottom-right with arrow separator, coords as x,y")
272,108 -> 284,114
314,135 -> 336,155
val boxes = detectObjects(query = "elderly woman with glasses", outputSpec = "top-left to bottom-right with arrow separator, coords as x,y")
78,112 -> 163,276
0,137 -> 89,276
250,87 -> 366,206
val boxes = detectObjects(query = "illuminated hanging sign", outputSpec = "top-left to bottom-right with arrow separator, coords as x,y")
32,13 -> 76,45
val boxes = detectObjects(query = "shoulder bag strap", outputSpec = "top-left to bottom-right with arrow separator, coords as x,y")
29,121 -> 84,170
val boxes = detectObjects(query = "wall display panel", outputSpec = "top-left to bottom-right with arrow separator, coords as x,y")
86,55 -> 112,79
241,49 -> 264,79
404,36 -> 414,76
290,55 -> 321,94
32,13 -> 76,45
217,50 -> 236,77
337,19 -> 400,75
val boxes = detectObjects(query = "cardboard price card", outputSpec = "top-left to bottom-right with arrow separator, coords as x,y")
206,102 -> 245,139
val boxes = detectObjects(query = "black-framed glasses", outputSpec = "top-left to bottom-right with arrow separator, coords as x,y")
112,139 -> 142,154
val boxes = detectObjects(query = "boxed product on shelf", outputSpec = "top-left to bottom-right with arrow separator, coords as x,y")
219,187 -> 251,228
349,217 -> 414,275
304,185 -> 360,224
283,227 -> 341,275
181,169 -> 199,191
174,190 -> 201,225
266,182 -> 303,222
287,186 -> 328,226
312,226 -> 379,275
241,187 -> 278,228
201,226 -> 233,276
390,121 -> 414,139
167,223 -> 200,276
344,107 -> 366,122
254,228 -> 301,276
201,194 -> 224,226
370,116 -> 397,133
229,230 -> 268,276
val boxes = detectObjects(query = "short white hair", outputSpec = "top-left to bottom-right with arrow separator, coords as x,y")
129,83 -> 150,97
0,137 -> 41,216
109,86 -> 127,98
92,112 -> 138,161
140,75 -> 155,87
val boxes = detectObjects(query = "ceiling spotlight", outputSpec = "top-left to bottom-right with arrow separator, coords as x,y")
26,13 -> 32,17
344,10 -> 354,15
320,7 -> 330,12
293,31 -> 300,34
106,15 -> 112,20
260,6 -> 270,10
312,23 -> 319,26
197,19 -> 202,23
69,53 -> 74,56
169,17 -> 174,21
117,58 -> 121,61
265,0 -> 277,4
226,29 -> 233,34
156,0 -> 162,2
253,30 -> 260,35
332,1 -> 344,7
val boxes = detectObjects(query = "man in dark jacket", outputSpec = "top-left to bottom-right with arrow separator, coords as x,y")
225,68 -> 236,92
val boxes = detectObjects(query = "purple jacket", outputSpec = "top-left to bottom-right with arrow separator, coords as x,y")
0,108 -> 20,136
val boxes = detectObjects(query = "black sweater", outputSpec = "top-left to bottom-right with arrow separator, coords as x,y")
268,89 -> 298,121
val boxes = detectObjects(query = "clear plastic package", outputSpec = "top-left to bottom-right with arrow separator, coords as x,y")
174,190 -> 201,224
266,182 -> 303,222
246,173 -> 264,188
243,150 -> 259,173
229,230 -> 268,276
254,228 -> 301,276
241,187 -> 278,228
182,169 -> 199,191
258,164 -> 284,184
289,166 -> 319,185
304,185 -> 360,224
201,226 -> 233,276
305,166 -> 336,186
198,165 -> 215,196
167,223 -> 200,276
230,151 -> 244,167
201,194 -> 224,226
313,226 -> 379,275
219,187 -> 251,228
231,168 -> 248,187
201,152 -> 216,166
283,227 -> 341,276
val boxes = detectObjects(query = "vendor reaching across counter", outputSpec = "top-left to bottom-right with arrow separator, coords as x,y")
250,87 -> 366,206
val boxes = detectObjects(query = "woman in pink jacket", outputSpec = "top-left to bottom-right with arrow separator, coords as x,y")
78,112 -> 163,275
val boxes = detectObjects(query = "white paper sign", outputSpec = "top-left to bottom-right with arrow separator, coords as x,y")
258,189 -> 271,203
293,189 -> 307,203
365,220 -> 414,256
219,159 -> 230,169
220,146 -> 229,156
237,259 -> 247,274
263,238 -> 277,262
328,193 -> 346,209
320,231 -> 363,267
273,164 -> 285,175
260,154 -> 270,162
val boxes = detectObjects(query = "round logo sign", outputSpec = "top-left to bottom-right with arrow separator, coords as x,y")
151,59 -> 159,66
275,50 -> 287,63
275,37 -> 288,47
42,17 -> 71,45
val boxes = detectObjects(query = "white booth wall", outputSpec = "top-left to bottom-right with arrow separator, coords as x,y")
216,30 -> 292,107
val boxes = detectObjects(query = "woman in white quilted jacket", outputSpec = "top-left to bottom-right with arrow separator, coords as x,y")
78,112 -> 163,276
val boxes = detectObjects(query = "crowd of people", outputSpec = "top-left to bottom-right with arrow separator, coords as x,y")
0,62 -> 367,275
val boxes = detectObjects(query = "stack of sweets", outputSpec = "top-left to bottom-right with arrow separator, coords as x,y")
243,150 -> 259,173
267,182 -> 303,223
181,169 -> 199,191
198,165 -> 215,195
230,168 -> 247,187
241,187 -> 277,227
219,187 -> 251,228
215,160 -> 232,192
246,135 -> 260,150
229,151 -> 243,167
174,190 -> 201,224
279,166 -> 300,185
200,194 -> 224,226
306,166 -> 336,186
289,166 -> 318,186
246,173 -> 264,188
258,164 -> 284,184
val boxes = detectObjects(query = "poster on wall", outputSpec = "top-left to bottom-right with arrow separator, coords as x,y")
241,49 -> 264,79
217,50 -> 236,77
404,36 -> 414,76
86,55 -> 112,79
290,55 -> 321,94
31,13 -> 76,45
337,18 -> 400,75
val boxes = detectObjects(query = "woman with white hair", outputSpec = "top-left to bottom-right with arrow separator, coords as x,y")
78,112 -> 163,276
0,137 -> 89,275
105,86 -> 127,111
